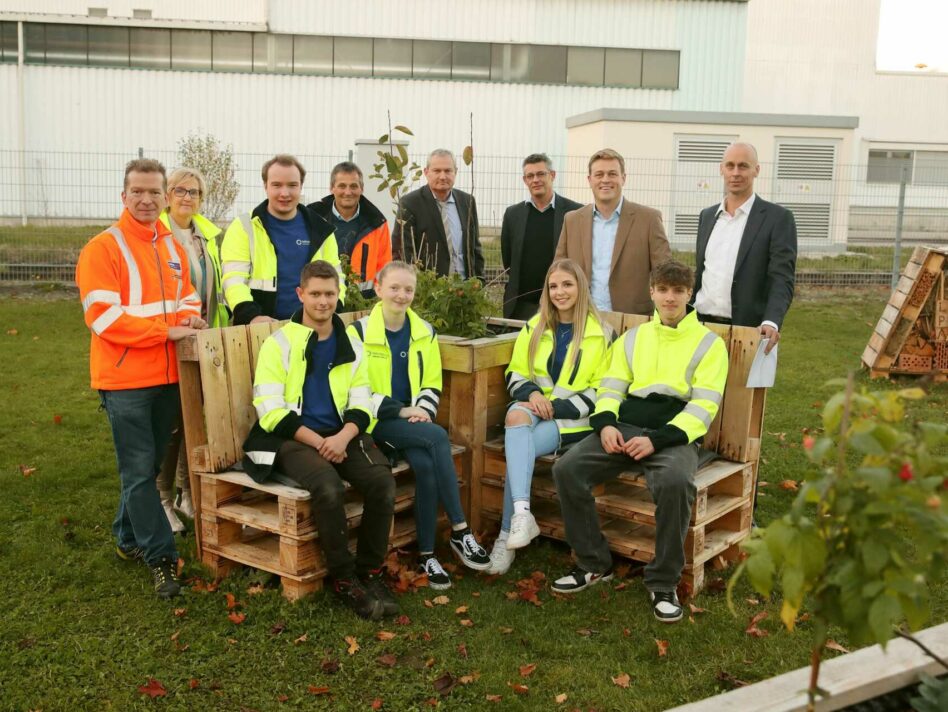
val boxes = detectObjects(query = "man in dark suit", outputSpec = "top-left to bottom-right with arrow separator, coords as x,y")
392,149 -> 484,279
500,153 -> 582,319
693,142 -> 797,353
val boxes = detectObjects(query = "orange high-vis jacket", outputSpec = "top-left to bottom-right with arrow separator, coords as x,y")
76,209 -> 202,390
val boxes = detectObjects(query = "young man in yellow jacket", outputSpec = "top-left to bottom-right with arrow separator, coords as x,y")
550,261 -> 729,623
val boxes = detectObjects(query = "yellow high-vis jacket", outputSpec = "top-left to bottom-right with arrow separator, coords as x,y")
159,211 -> 229,328
591,309 -> 728,450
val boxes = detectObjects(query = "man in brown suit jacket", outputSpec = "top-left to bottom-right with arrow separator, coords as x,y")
555,149 -> 671,315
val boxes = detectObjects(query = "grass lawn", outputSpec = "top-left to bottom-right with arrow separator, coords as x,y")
1,287 -> 945,711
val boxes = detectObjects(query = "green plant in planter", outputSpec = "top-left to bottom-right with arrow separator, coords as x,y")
411,268 -> 493,339
729,375 -> 948,710
339,254 -> 377,314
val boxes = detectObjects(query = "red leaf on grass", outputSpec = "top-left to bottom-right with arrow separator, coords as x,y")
655,639 -> 669,657
307,685 -> 331,696
371,699 -> 383,710
376,653 -> 398,668
454,605 -> 469,614
457,643 -> 469,659
507,682 -> 529,695
746,611 -> 769,638
376,631 -> 397,641
18,464 -> 37,478
612,672 -> 631,688
519,663 -> 537,677
173,608 -> 187,617
779,480 -> 799,491
321,659 -> 340,675
225,592 -> 240,610
459,619 -> 474,627
53,414 -> 63,425
277,694 -> 289,703
227,612 -> 246,624
395,615 -> 412,626
188,679 -> 200,690
433,672 -> 457,696
138,678 -> 167,698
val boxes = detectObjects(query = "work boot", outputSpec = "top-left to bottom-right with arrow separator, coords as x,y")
331,578 -> 384,621
150,557 -> 182,600
362,569 -> 400,617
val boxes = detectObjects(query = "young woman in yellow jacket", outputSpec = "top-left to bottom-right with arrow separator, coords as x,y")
487,258 -> 613,574
347,261 -> 490,589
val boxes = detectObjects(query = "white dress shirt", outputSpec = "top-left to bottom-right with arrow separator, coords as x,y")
590,197 -> 623,312
694,193 -> 778,330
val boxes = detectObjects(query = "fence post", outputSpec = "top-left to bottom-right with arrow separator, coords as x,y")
138,147 -> 144,159
16,21 -> 27,226
890,166 -> 907,290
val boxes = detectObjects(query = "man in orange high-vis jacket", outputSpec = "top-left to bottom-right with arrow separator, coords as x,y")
76,159 -> 207,600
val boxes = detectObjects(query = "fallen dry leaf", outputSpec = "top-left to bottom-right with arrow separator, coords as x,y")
779,480 -> 800,491
555,692 -> 568,704
53,414 -> 62,425
188,679 -> 200,690
321,659 -> 340,675
612,672 -> 631,688
716,670 -> 749,689
507,682 -> 529,695
422,631 -> 432,641
433,672 -> 457,697
459,619 -> 474,627
371,699 -> 383,710
432,595 -> 450,606
226,638 -> 238,645
395,615 -> 412,626
655,639 -> 669,657
576,628 -> 596,637
227,612 -> 246,625
622,628 -> 631,637
458,674 -> 477,685
519,663 -> 537,677
173,608 -> 187,617
277,694 -> 288,703
746,598 -> 760,606
486,694 -> 502,702
246,583 -> 265,595
746,611 -> 770,638
825,640 -> 850,654
6,328 -> 17,335
457,643 -> 468,659
225,592 -> 240,610
498,627 -> 514,634
138,678 -> 167,699
344,635 -> 360,655
454,605 -> 469,614
293,633 -> 308,645
376,631 -> 397,641
688,603 -> 709,615
424,599 -> 435,608
307,685 -> 331,696
376,653 -> 398,668
18,464 -> 37,478
614,582 -> 628,591
270,622 -> 286,635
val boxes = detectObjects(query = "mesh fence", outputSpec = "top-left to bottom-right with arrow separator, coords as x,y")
1,149 -> 946,287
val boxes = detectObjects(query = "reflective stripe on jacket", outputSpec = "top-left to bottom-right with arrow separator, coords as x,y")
76,209 -> 202,390
346,303 -> 442,433
505,313 -> 614,436
220,200 -> 344,325
159,211 -> 229,328
309,195 -> 392,295
242,311 -> 372,481
594,309 -> 728,444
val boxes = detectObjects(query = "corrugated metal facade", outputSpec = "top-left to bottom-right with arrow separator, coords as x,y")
0,0 -> 265,24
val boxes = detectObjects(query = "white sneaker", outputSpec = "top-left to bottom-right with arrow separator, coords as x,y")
506,511 -> 540,550
486,537 -> 515,575
161,497 -> 185,534
174,489 -> 195,519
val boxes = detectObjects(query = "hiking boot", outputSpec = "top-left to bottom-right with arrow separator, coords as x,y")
363,569 -> 400,617
551,565 -> 614,594
485,536 -> 515,575
506,511 -> 540,550
449,529 -> 491,570
331,578 -> 384,621
174,488 -> 195,519
419,556 -> 452,590
161,493 -> 185,534
150,557 -> 181,600
650,590 -> 683,623
115,544 -> 144,562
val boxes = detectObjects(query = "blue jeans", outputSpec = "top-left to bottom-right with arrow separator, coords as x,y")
100,385 -> 180,565
372,418 -> 466,554
501,404 -> 560,531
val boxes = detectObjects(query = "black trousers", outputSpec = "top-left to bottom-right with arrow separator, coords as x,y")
275,435 -> 394,580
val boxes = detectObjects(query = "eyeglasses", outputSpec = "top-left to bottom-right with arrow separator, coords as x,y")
523,171 -> 550,181
172,187 -> 201,199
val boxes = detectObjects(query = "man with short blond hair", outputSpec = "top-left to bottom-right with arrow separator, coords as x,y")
555,148 -> 671,314
501,153 -> 582,319
392,149 -> 484,279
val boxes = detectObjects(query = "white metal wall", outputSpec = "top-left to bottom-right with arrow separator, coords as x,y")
0,1 -> 265,24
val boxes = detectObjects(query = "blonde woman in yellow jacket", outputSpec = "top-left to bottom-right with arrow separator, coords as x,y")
486,259 -> 614,574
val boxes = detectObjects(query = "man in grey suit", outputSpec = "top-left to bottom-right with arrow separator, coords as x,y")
501,153 -> 582,319
392,149 -> 484,279
693,142 -> 797,354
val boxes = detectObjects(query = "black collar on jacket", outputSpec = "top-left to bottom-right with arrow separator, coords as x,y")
308,194 -> 386,231
289,310 -> 358,367
251,200 -> 335,259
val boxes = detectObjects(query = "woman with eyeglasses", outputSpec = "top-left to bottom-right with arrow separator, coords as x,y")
156,167 -> 228,531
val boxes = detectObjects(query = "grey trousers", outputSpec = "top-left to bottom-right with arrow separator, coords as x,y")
552,424 -> 705,593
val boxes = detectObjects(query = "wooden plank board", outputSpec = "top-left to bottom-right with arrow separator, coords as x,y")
438,339 -> 473,373
177,358 -> 209,556
221,326 -> 256,463
196,328 -> 239,472
470,333 -> 518,370
715,326 -> 760,463
599,310 -> 626,335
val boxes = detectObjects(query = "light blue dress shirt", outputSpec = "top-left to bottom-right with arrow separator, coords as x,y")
590,197 -> 623,311
437,192 -> 465,278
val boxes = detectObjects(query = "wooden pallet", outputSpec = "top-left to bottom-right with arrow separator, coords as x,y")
863,246 -> 948,379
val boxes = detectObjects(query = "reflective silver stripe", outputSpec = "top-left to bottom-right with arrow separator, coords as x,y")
245,450 -> 275,466
682,403 -> 713,428
350,385 -> 373,412
559,417 -> 590,430
249,278 -> 274,291
106,227 -> 142,306
692,387 -> 723,405
416,388 -> 441,406
254,396 -> 286,418
567,393 -> 590,417
370,392 -> 387,416
623,326 -> 639,371
551,385 -> 575,399
240,213 -> 256,269
598,392 -> 625,403
507,371 -> 529,395
253,383 -> 285,398
357,279 -> 373,290
600,377 -> 630,393
125,300 -> 177,318
685,332 -> 720,385
221,276 -> 245,291
271,329 -> 292,373
222,260 -> 251,274
91,305 -> 123,335
81,289 -> 121,312
535,375 -> 555,389
631,384 -> 683,399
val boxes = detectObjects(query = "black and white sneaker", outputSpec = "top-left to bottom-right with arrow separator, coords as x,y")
449,529 -> 491,571
550,565 -> 614,594
650,590 -> 683,623
420,556 -> 452,590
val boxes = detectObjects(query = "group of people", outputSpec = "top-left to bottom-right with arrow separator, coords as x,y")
75,141 -> 797,625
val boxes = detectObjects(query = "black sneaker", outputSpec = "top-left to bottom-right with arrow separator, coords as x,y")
550,565 -> 614,594
449,529 -> 491,571
115,544 -> 144,562
363,569 -> 400,617
650,590 -> 683,623
332,578 -> 384,621
150,557 -> 181,600
419,556 -> 452,590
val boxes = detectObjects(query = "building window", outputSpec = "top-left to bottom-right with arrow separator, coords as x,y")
867,150 -> 914,183
642,49 -> 679,90
1,22 -> 19,63
333,36 -> 372,77
567,46 -> 604,85
252,32 -> 292,74
24,23 -> 46,63
413,40 -> 451,79
373,38 -> 411,78
45,23 -> 87,66
292,35 -> 332,75
212,32 -> 252,72
88,26 -> 128,67
491,44 -> 568,84
452,41 -> 490,81
171,29 -> 211,71
913,151 -> 948,186
129,28 -> 170,70
604,48 -> 642,88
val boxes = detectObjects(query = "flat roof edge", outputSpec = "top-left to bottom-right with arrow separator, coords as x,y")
566,109 -> 859,130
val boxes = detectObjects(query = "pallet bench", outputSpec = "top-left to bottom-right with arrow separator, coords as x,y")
471,314 -> 767,596
176,313 -> 467,601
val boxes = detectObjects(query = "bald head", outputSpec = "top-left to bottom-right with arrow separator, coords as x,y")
720,142 -> 760,205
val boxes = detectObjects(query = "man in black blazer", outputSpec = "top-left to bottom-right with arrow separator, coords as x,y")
693,142 -> 797,353
392,149 -> 484,279
500,153 -> 582,319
